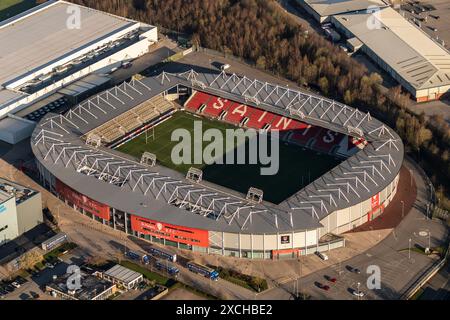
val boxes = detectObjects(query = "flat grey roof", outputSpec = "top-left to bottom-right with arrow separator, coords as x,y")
0,89 -> 25,108
104,264 -> 143,284
303,0 -> 388,17
334,7 -> 450,90
32,66 -> 403,234
0,0 -> 134,87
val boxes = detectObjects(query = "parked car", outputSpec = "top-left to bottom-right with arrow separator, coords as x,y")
346,265 -> 361,274
121,61 -> 132,69
325,275 -> 337,283
353,290 -> 365,297
11,282 -> 20,289
13,277 -> 26,285
315,251 -> 329,261
318,283 -> 330,291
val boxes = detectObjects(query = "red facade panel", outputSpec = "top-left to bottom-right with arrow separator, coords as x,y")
130,215 -> 209,247
55,179 -> 110,221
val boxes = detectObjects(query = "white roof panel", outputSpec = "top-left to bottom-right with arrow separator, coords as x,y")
0,0 -> 134,87
335,7 -> 450,90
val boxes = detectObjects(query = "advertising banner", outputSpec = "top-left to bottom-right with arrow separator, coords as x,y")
130,215 -> 209,247
55,179 -> 110,221
371,193 -> 380,209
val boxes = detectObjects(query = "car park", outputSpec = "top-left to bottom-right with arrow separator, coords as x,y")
15,276 -> 28,285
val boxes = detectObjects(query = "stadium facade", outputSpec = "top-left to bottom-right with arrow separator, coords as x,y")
32,68 -> 403,260
0,0 -> 157,142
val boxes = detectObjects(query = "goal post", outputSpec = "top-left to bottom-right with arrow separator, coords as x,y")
145,126 -> 155,144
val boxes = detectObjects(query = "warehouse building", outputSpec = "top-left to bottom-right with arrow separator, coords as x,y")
295,0 -> 388,23
0,178 -> 43,245
0,0 -> 158,142
332,7 -> 450,102
103,264 -> 144,290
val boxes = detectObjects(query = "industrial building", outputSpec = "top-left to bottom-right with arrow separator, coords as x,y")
332,7 -> 450,102
46,270 -> 117,300
103,264 -> 144,290
0,0 -> 158,143
295,0 -> 388,23
296,0 -> 450,102
0,178 -> 43,245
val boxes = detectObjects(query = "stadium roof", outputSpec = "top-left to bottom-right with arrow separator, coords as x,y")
31,66 -> 403,234
0,0 -> 135,88
303,0 -> 388,18
334,7 -> 450,91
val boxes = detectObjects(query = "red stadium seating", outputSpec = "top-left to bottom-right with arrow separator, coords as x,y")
224,103 -> 250,124
312,129 -> 345,153
203,96 -> 233,117
288,125 -> 321,145
245,108 -> 275,129
270,115 -> 306,131
185,91 -> 212,111
185,91 -> 352,155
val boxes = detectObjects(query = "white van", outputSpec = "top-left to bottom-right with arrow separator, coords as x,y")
315,251 -> 329,261
221,64 -> 231,71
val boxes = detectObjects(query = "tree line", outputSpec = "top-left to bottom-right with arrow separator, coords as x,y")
69,0 -> 449,208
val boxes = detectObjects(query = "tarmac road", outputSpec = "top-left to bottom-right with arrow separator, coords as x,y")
257,158 -> 448,300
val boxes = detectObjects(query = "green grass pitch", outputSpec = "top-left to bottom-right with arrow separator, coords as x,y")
116,111 -> 342,204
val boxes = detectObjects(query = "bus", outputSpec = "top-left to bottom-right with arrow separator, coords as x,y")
149,247 -> 177,263
41,233 -> 68,251
126,251 -> 150,265
187,261 -> 219,281
155,260 -> 180,277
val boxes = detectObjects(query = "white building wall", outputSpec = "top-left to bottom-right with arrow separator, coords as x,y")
1,28 -> 157,119
0,197 -> 19,244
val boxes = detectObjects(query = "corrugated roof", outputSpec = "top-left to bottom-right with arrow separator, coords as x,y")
304,0 -> 388,17
104,264 -> 142,284
0,0 -> 134,87
335,7 -> 450,90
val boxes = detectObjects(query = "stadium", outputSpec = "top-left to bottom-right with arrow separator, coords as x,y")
31,66 -> 404,260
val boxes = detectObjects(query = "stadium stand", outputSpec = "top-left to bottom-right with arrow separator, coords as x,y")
87,94 -> 174,144
312,129 -> 346,153
184,91 -> 212,111
286,125 -> 322,147
245,108 -> 275,129
203,96 -> 234,118
184,90 -> 353,155
224,103 -> 249,124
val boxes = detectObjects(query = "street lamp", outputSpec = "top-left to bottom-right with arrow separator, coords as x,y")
408,238 -> 411,260
401,201 -> 405,218
357,282 -> 361,300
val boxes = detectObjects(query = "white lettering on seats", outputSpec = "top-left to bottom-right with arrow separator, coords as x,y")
323,130 -> 337,143
274,117 -> 292,130
302,125 -> 312,136
232,104 -> 247,117
257,111 -> 267,123
212,97 -> 226,110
